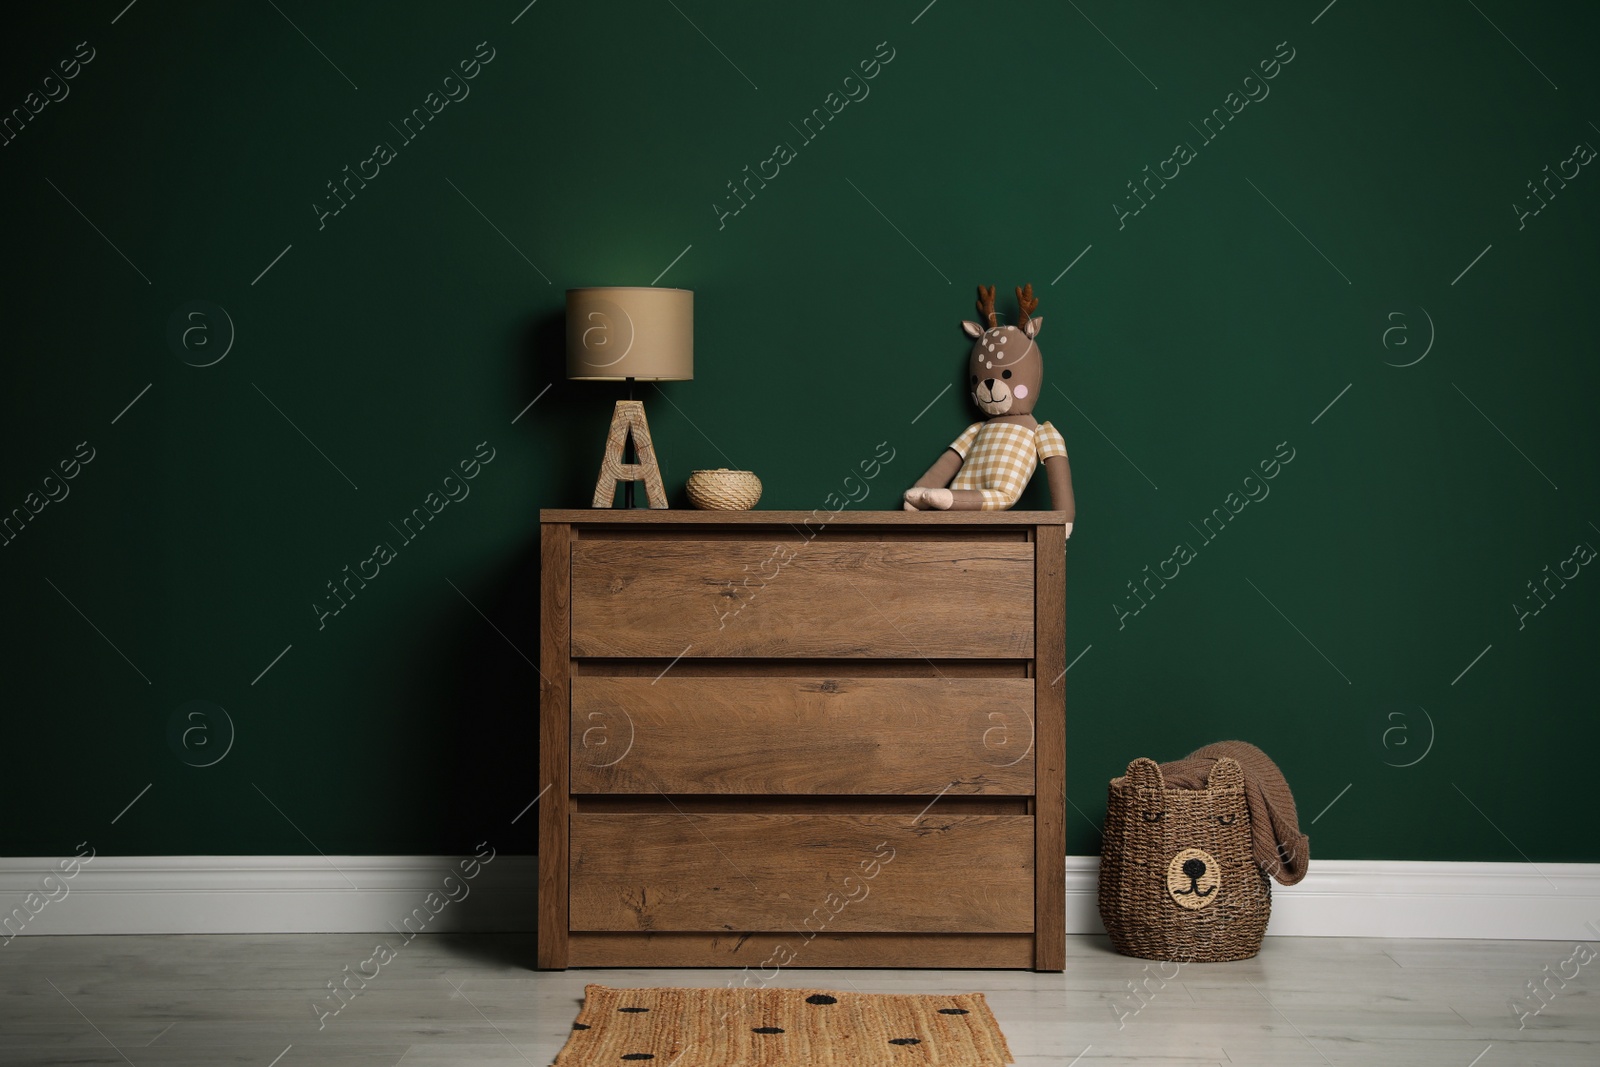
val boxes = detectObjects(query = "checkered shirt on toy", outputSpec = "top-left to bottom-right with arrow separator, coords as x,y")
948,419 -> 1068,510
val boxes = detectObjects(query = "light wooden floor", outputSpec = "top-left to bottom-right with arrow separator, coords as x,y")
2,934 -> 1595,1065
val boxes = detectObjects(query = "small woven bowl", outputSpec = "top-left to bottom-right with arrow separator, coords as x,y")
686,469 -> 762,510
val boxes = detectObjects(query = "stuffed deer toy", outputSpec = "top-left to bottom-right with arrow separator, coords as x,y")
904,284 -> 1076,533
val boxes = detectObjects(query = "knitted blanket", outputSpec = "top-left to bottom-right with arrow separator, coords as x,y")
1159,740 -> 1309,885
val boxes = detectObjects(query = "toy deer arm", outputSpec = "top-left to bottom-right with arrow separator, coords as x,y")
903,449 -> 964,510
914,449 -> 963,489
1043,454 -> 1075,534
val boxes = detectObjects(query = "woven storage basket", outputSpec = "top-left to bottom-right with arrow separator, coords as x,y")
1098,756 -> 1270,962
686,469 -> 762,510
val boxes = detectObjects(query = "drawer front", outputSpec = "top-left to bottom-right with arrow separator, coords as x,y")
567,932 -> 1037,969
570,677 -> 1035,795
570,814 -> 1034,933
570,539 -> 1034,658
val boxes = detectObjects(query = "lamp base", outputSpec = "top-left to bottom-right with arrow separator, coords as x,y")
592,399 -> 668,509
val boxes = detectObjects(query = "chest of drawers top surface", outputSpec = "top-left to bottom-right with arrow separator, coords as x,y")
538,510 -> 1067,524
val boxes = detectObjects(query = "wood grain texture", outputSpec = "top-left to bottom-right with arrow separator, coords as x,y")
569,677 -> 1036,795
590,400 -> 668,509
576,658 -> 1031,678
546,515 -> 1063,971
567,931 -> 1037,968
544,509 -> 1066,525
537,522 -> 572,969
573,796 -> 1029,814
594,528 -> 1034,542
570,540 -> 1034,659
1034,524 -> 1067,972
569,814 -> 1034,934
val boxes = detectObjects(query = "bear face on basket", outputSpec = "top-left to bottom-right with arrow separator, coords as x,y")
1098,756 -> 1271,962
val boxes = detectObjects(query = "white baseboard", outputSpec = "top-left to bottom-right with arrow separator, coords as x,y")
1065,857 -> 1600,941
5,855 -> 1597,941
0,855 -> 539,937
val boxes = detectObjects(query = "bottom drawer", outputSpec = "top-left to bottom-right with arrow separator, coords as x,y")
569,932 -> 1037,969
570,813 -> 1034,933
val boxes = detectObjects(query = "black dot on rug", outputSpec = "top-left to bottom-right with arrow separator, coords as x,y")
938,1008 -> 969,1015
572,1023 -> 590,1030
805,994 -> 837,1005
619,1006 -> 650,1013
620,1055 -> 654,1061
752,1026 -> 785,1034
889,1037 -> 921,1046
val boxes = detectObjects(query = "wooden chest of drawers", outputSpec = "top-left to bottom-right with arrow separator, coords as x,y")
538,510 -> 1067,971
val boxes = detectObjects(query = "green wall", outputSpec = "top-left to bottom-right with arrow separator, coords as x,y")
3,1 -> 1596,864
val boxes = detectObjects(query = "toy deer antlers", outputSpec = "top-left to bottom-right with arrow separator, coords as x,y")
1016,283 -> 1037,328
970,283 -> 1038,334
977,285 -> 998,329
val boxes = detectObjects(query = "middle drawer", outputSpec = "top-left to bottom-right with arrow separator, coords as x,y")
570,676 -> 1036,795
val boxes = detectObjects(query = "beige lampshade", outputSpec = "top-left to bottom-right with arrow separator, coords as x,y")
566,287 -> 694,381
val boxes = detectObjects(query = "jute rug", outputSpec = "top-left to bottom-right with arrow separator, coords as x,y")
553,984 -> 1014,1066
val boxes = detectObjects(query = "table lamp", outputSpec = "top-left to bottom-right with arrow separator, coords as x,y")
566,287 -> 694,509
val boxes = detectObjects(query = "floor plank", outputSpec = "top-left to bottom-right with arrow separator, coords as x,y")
0,933 -> 1595,1065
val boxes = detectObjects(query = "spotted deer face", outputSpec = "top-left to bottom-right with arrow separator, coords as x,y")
961,284 -> 1044,417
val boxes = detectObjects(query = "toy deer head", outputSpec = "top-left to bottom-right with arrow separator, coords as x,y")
961,284 -> 1044,417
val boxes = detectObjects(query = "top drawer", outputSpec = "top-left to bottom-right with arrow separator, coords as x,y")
571,538 -> 1034,658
